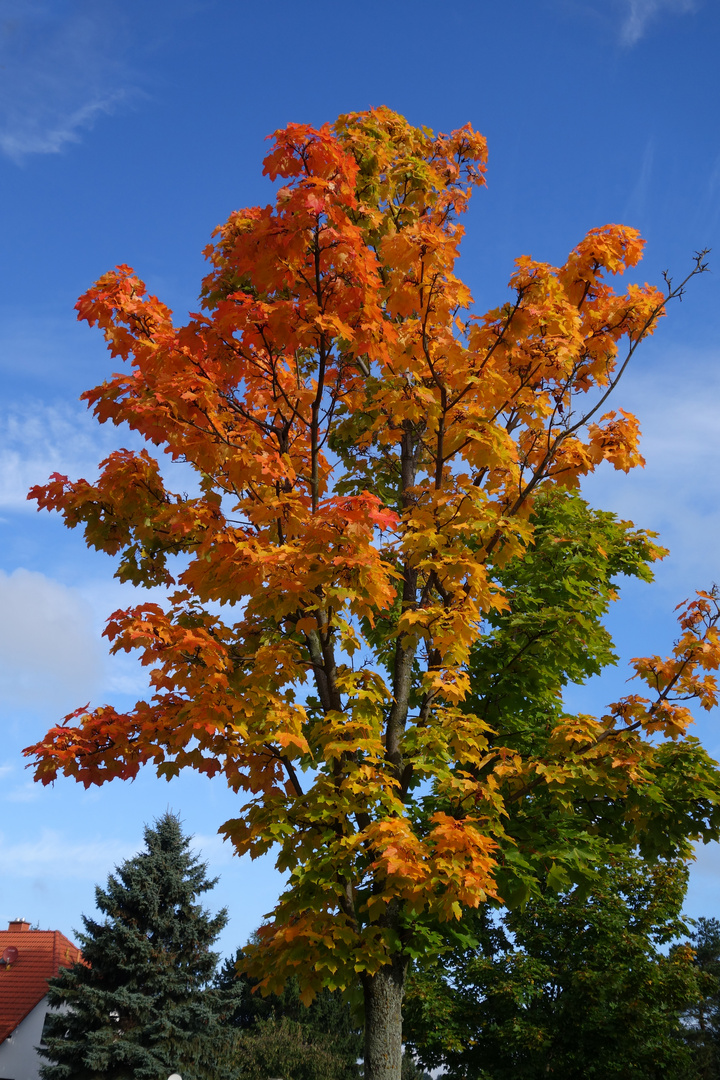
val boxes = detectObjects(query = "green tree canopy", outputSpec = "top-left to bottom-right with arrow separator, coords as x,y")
404,855 -> 703,1079
456,488 -> 720,909
402,489 -> 720,1078
214,944 -> 363,1080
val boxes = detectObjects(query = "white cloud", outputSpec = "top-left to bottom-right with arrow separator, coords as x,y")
0,1 -> 138,163
619,0 -> 697,46
0,565 -> 168,719
0,397 -> 203,707
0,567 -> 106,710
0,399 -> 201,516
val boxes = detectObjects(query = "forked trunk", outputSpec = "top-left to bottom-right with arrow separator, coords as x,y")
363,956 -> 405,1080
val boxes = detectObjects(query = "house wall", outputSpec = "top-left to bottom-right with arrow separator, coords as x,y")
0,997 -> 60,1080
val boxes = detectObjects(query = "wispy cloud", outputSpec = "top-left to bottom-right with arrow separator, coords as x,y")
4,782 -> 42,804
622,137 -> 655,225
619,0 -> 697,47
0,828 -> 136,878
0,402 -> 126,512
580,345 -> 720,593
192,832 -> 239,866
0,399 -> 201,515
0,1 -> 138,163
0,828 -> 233,879
0,398 -> 200,710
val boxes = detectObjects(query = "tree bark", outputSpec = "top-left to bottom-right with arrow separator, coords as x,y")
363,956 -> 405,1080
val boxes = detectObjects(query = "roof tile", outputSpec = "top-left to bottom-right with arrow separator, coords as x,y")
0,929 -> 82,1043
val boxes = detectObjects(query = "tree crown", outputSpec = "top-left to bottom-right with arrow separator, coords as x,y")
26,108 -> 719,1000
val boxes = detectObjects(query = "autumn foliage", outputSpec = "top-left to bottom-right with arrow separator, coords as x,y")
26,109 -> 718,1027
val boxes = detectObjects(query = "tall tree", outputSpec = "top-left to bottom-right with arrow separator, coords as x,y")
25,108 -> 719,1080
404,855 -> 703,1079
40,813 -> 229,1080
680,917 -> 720,1078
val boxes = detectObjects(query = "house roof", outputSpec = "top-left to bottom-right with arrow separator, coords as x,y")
0,921 -> 82,1044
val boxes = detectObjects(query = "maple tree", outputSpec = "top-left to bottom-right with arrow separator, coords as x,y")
25,108 -> 719,1080
452,487 -> 720,906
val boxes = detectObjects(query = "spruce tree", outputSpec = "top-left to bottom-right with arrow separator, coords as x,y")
40,812 -> 230,1080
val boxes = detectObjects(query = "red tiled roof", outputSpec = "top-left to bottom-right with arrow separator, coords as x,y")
0,927 -> 82,1044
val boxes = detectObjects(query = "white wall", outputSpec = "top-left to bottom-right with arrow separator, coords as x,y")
0,997 -> 57,1080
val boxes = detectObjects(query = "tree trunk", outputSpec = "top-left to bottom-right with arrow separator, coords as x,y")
363,956 -> 405,1080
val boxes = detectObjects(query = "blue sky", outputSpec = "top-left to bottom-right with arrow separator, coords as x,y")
1,0 -> 719,958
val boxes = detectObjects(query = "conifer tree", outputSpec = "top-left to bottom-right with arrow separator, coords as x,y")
40,812 -> 230,1080
680,917 -> 720,1079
